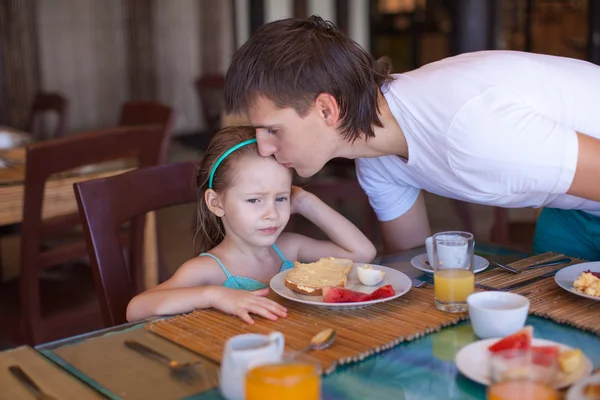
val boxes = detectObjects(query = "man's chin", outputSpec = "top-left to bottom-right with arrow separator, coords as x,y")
293,164 -> 323,178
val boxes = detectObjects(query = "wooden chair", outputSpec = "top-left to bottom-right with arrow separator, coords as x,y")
0,126 -> 165,345
29,92 -> 69,141
74,162 -> 199,327
119,101 -> 176,280
195,75 -> 225,135
118,101 -> 174,164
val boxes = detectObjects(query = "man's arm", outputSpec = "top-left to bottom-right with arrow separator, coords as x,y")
379,191 -> 431,254
567,132 -> 600,202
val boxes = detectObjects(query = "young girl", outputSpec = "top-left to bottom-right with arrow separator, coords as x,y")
126,126 -> 376,324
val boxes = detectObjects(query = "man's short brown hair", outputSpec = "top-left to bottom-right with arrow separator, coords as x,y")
224,15 -> 391,142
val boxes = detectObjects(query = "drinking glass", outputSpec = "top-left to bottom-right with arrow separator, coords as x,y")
432,231 -> 474,312
245,351 -> 321,400
487,349 -> 559,400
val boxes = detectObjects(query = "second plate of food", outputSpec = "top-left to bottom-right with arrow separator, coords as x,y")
270,263 -> 412,310
554,261 -> 600,302
455,338 -> 592,389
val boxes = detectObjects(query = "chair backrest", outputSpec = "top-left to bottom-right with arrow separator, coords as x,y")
291,179 -> 377,240
118,101 -> 174,164
195,75 -> 225,135
29,92 -> 69,141
75,161 -> 199,327
19,126 -> 165,337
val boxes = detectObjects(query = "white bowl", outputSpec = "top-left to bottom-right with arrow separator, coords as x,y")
467,291 -> 529,339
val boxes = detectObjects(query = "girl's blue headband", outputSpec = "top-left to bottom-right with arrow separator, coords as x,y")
208,138 -> 257,189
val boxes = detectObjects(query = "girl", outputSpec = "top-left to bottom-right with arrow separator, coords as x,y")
126,126 -> 376,324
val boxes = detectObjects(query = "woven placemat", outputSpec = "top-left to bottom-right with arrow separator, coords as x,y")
147,252 -> 599,374
475,252 -> 599,335
147,287 -> 465,374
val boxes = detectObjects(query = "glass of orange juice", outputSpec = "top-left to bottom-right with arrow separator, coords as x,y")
432,231 -> 474,313
487,349 -> 559,400
245,351 -> 321,400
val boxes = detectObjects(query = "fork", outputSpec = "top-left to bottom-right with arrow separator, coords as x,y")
411,277 -> 428,287
124,340 -> 203,382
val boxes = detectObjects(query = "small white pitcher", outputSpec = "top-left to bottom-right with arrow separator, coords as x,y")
219,331 -> 285,400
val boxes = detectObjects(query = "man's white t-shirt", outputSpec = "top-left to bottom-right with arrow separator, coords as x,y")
356,50 -> 600,222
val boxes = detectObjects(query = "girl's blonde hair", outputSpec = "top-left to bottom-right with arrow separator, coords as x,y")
195,126 -> 259,253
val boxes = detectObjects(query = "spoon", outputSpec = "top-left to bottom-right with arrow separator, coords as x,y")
298,328 -> 337,354
124,340 -> 203,382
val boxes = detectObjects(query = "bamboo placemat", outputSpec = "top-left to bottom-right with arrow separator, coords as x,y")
475,252 -> 600,335
147,287 -> 466,374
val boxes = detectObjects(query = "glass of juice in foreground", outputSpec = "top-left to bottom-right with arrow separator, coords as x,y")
432,231 -> 475,313
245,351 -> 321,400
487,348 -> 559,400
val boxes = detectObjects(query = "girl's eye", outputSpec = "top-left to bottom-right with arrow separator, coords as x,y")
267,128 -> 277,135
276,197 -> 288,202
246,199 -> 259,204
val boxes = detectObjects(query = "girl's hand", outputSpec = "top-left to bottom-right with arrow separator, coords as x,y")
210,287 -> 287,324
290,186 -> 312,214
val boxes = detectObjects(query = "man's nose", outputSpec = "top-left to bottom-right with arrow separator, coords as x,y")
256,132 -> 277,157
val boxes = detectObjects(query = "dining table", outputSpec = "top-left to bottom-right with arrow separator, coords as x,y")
1,242 -> 599,400
0,138 -> 159,288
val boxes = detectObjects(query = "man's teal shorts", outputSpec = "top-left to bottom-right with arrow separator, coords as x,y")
533,207 -> 600,261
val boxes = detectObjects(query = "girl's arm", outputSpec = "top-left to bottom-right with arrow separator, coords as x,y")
126,258 -> 287,323
280,186 -> 377,263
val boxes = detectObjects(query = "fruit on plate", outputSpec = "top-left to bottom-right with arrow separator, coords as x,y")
322,284 -> 396,303
584,269 -> 600,278
530,345 -> 560,366
487,327 -> 584,374
488,326 -> 533,353
558,349 -> 584,374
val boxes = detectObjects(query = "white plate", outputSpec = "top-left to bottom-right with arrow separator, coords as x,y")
269,263 -> 412,310
455,338 -> 593,389
566,372 -> 600,400
410,253 -> 489,274
555,262 -> 600,302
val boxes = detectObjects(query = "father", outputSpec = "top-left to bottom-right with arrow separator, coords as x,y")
224,16 -> 600,260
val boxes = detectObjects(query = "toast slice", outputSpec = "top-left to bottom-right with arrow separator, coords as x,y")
284,257 -> 354,296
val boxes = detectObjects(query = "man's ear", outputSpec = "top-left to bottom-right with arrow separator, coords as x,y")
205,189 -> 225,217
314,93 -> 340,127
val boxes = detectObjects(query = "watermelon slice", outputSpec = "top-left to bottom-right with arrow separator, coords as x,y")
531,345 -> 560,366
322,287 -> 370,303
488,326 -> 533,353
322,285 -> 396,303
366,285 -> 396,300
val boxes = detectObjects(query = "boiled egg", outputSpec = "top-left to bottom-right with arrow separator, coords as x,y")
357,265 -> 385,286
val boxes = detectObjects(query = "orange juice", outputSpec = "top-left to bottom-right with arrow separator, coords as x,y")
434,268 -> 474,303
487,380 -> 558,400
246,363 -> 320,400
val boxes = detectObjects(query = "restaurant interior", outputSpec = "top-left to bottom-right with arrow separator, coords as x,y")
0,1 -> 598,399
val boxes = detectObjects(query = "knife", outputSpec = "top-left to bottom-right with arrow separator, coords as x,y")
521,257 -> 571,271
503,269 -> 559,291
8,365 -> 58,400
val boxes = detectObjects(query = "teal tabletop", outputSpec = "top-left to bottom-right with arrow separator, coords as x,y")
186,316 -> 600,400
32,244 -> 600,400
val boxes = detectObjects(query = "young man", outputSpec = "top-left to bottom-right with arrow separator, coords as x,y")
224,16 -> 600,260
